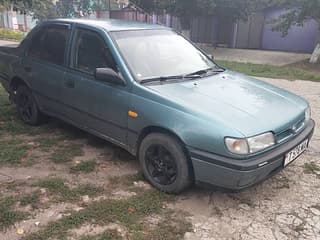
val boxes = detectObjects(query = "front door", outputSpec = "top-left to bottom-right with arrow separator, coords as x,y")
62,27 -> 130,146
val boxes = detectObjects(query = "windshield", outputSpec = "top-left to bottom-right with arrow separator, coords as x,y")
111,29 -> 220,82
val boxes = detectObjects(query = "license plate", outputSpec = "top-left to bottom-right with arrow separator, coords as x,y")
284,139 -> 308,166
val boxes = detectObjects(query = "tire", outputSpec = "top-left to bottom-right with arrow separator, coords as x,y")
15,85 -> 44,126
139,133 -> 192,194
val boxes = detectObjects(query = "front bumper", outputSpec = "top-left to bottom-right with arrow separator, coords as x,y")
188,120 -> 315,190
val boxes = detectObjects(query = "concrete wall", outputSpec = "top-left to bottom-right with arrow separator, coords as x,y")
262,8 -> 319,53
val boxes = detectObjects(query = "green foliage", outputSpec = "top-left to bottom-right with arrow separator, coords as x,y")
51,144 -> 84,163
0,139 -> 30,165
22,190 -> 174,240
217,60 -> 320,82
36,178 -> 102,202
304,162 -> 320,177
70,160 -> 97,173
131,0 -> 273,29
0,28 -> 25,41
19,191 -> 41,209
0,0 -> 115,21
80,231 -> 122,240
132,0 -> 271,18
0,0 -> 12,10
271,0 -> 320,35
0,196 -> 29,231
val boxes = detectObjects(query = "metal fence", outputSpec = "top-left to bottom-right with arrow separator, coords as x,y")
110,9 -> 181,31
0,11 -> 37,31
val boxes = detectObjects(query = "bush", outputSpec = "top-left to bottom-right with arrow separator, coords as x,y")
0,28 -> 25,41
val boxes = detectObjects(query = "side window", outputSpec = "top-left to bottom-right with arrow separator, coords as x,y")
74,29 -> 116,74
28,25 -> 69,66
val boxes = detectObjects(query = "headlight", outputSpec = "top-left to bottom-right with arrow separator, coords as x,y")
247,132 -> 275,153
225,132 -> 275,155
225,138 -> 249,155
305,107 -> 311,122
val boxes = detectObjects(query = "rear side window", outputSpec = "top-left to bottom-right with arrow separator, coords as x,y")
28,25 -> 69,66
73,29 -> 116,74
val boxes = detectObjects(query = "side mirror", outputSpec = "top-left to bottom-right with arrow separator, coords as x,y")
95,68 -> 126,86
207,54 -> 214,60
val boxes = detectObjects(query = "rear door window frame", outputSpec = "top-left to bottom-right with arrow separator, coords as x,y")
26,23 -> 71,67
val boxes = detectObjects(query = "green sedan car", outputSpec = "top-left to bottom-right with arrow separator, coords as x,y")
0,19 -> 315,193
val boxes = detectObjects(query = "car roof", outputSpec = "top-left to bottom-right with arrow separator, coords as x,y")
49,18 -> 169,32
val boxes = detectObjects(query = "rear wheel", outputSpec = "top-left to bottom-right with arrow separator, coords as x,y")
139,133 -> 192,193
15,85 -> 44,125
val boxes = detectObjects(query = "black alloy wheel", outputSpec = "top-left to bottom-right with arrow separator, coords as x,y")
145,144 -> 178,185
139,133 -> 192,193
15,85 -> 44,125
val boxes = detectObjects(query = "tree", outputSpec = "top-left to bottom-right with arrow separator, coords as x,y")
0,0 -> 13,27
131,0 -> 269,29
271,0 -> 320,63
24,0 -> 57,21
56,0 -> 76,18
1,0 -> 101,21
0,0 -> 10,10
0,0 -> 57,22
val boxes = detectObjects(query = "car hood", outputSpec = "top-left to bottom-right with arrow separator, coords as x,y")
147,71 -> 307,137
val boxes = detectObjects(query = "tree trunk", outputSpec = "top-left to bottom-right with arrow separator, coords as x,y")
310,43 -> 320,64
23,14 -> 28,31
310,23 -> 320,64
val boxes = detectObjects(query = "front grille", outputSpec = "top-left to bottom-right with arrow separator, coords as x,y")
275,118 -> 306,144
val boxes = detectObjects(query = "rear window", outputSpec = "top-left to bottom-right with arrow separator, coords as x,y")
28,25 -> 69,66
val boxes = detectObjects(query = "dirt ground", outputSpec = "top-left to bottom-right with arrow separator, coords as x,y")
179,77 -> 320,240
0,77 -> 319,240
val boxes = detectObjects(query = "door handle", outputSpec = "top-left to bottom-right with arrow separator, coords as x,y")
64,79 -> 75,88
24,66 -> 32,73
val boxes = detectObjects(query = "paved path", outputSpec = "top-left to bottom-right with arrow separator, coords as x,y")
198,44 -> 311,66
0,39 -> 18,46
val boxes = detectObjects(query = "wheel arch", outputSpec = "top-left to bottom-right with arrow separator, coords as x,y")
10,76 -> 30,92
136,126 -> 195,179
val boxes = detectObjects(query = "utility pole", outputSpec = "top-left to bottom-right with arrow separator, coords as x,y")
108,0 -> 111,11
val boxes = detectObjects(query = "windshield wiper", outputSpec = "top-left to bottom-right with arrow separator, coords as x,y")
140,67 -> 225,84
140,74 -> 204,84
184,69 -> 208,78
185,67 -> 225,78
140,74 -> 190,84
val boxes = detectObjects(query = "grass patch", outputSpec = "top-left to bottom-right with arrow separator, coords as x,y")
19,191 -> 41,209
36,178 -> 102,202
0,138 -> 30,165
51,144 -> 84,163
70,160 -> 97,173
0,28 -> 25,41
35,137 -> 61,151
80,230 -> 122,240
131,210 -> 192,240
304,162 -> 320,176
0,86 -> 52,136
291,60 -> 320,74
108,172 -> 145,188
23,190 -> 175,240
216,60 -> 320,81
0,196 -> 29,231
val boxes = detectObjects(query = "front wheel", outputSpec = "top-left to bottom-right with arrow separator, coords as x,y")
139,133 -> 192,194
15,85 -> 44,125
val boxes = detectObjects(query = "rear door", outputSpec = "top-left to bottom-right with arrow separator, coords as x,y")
23,23 -> 71,116
62,26 -> 130,146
